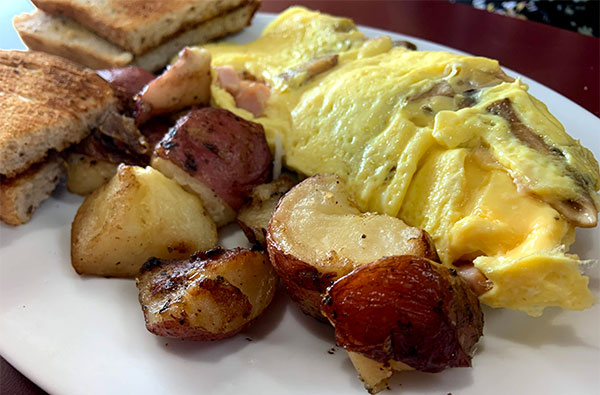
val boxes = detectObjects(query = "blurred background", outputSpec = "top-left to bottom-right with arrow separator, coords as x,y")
454,0 -> 599,37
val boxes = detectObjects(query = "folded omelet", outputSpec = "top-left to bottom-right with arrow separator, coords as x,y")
203,7 -> 599,316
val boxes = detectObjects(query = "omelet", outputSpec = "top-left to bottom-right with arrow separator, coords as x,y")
201,7 -> 599,316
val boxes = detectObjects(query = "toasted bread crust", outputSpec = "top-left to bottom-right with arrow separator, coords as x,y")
0,155 -> 65,225
14,10 -> 133,69
134,1 -> 260,71
0,50 -> 117,177
32,0 -> 253,55
16,2 -> 259,72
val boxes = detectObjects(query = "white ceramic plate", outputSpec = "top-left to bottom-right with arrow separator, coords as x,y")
1,11 -> 599,395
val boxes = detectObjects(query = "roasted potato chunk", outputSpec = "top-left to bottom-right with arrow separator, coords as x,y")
137,247 -> 278,341
135,47 -> 211,125
152,107 -> 273,226
71,165 -> 217,277
321,256 -> 484,393
266,174 -> 438,320
65,153 -> 118,195
236,172 -> 299,248
151,156 -> 236,227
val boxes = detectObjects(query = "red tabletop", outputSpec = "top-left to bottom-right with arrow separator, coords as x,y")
2,1 -> 599,394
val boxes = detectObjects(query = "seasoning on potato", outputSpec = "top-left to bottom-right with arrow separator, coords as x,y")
321,255 -> 484,394
266,173 -> 438,320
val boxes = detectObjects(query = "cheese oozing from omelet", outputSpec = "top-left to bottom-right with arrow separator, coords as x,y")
202,7 -> 599,316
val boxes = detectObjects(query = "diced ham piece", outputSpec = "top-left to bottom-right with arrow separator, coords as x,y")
216,66 -> 271,117
216,66 -> 242,95
234,81 -> 271,117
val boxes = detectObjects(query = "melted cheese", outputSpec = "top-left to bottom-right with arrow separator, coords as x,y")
202,7 -> 599,315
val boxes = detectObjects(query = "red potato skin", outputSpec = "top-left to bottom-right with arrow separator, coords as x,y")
97,66 -> 154,111
265,233 -> 338,321
265,175 -> 440,322
321,255 -> 484,373
156,108 -> 272,210
140,118 -> 171,152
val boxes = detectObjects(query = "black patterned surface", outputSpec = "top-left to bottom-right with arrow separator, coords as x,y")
453,0 -> 599,37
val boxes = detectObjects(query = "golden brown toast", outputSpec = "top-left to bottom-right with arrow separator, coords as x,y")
14,10 -> 133,70
0,154 -> 66,225
31,0 -> 254,55
0,50 -> 117,177
15,3 -> 260,72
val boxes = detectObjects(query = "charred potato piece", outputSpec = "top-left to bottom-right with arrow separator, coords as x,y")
65,153 -> 118,195
152,107 -> 272,226
237,172 -> 299,248
137,247 -> 278,341
266,174 -> 438,320
321,255 -> 484,393
71,165 -> 217,277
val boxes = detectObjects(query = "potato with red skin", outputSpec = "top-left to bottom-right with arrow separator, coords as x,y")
137,247 -> 278,341
321,255 -> 483,372
152,107 -> 272,226
266,174 -> 438,320
140,118 -> 171,151
97,66 -> 154,112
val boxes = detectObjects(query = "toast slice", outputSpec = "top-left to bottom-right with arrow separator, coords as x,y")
14,10 -> 133,69
15,2 -> 260,71
0,50 -> 117,177
133,2 -> 259,71
0,155 -> 66,226
31,0 -> 251,55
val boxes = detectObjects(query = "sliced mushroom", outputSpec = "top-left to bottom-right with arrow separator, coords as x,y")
486,98 -> 598,227
487,98 -> 552,155
393,40 -> 417,50
409,80 -> 455,102
279,54 -> 339,86
545,195 -> 598,228
97,111 -> 148,155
